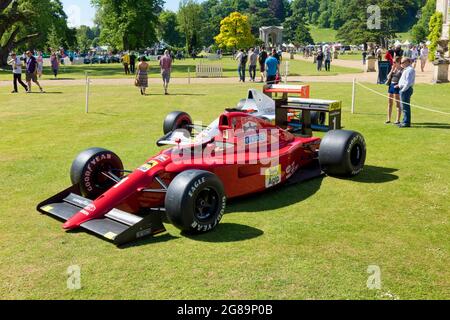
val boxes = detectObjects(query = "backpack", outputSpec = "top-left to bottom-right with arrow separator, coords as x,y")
241,53 -> 248,65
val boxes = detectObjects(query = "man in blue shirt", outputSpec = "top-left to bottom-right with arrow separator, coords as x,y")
396,58 -> 415,128
265,52 -> 279,85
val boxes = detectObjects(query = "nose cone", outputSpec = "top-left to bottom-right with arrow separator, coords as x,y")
63,219 -> 79,230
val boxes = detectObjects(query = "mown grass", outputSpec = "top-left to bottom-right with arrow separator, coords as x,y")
0,57 -> 361,81
0,82 -> 449,299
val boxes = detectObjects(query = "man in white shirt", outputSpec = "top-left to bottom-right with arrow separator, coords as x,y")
396,58 -> 416,128
7,52 -> 28,93
419,44 -> 429,72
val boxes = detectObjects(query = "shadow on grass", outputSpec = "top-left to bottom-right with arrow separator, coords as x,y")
119,233 -> 180,249
413,122 -> 450,130
27,91 -> 63,94
182,223 -> 263,243
227,176 -> 325,213
349,165 -> 399,183
145,93 -> 207,96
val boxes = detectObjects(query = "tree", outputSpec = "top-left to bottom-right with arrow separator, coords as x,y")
215,12 -> 255,50
177,0 -> 203,53
427,11 -> 443,61
157,11 -> 183,47
0,0 -> 72,66
76,26 -> 100,53
283,14 -> 314,45
93,0 -> 160,50
411,0 -> 436,43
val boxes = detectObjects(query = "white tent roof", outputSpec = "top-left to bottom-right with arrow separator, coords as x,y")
288,43 -> 295,48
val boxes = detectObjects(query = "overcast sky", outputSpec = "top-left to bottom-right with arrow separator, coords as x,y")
62,0 -> 204,27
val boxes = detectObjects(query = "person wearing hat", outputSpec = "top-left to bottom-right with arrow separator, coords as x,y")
7,52 -> 28,93
396,57 -> 416,128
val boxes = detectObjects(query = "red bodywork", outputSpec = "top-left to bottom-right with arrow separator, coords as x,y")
63,112 -> 321,230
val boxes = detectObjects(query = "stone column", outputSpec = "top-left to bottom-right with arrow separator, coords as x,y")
433,0 -> 450,83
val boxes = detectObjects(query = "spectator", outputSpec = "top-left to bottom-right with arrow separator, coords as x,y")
272,48 -> 280,62
121,52 -> 130,75
25,50 -> 44,93
396,58 -> 416,128
160,50 -> 172,95
419,44 -> 428,72
265,52 -> 280,85
324,48 -> 332,72
235,49 -> 247,83
50,53 -> 59,78
258,47 -> 268,83
376,46 -> 383,61
248,48 -> 257,82
411,46 -> 419,69
7,52 -> 28,93
129,52 -> 137,74
394,45 -> 404,59
385,57 -> 403,124
385,47 -> 394,70
36,51 -> 44,79
362,50 -> 368,65
136,56 -> 149,96
316,49 -> 324,71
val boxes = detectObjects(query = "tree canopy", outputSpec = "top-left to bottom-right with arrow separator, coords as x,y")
214,12 -> 255,50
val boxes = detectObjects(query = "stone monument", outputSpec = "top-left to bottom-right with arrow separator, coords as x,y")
259,26 -> 284,48
433,0 -> 450,83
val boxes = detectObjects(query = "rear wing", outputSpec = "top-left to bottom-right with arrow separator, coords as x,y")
263,84 -> 310,99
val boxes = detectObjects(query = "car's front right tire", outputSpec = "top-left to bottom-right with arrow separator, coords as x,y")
165,170 -> 226,234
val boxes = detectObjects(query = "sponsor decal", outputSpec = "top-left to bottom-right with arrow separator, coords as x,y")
138,160 -> 159,173
245,132 -> 267,145
286,161 -> 299,179
85,203 -> 96,212
136,229 -> 153,239
243,121 -> 258,132
71,197 -> 91,207
154,154 -> 169,162
42,205 -> 53,212
265,165 -> 282,188
80,209 -> 90,216
104,232 -> 117,240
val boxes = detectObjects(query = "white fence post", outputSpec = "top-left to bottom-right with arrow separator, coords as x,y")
85,72 -> 90,114
351,78 -> 356,114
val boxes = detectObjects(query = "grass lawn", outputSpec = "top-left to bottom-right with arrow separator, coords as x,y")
310,26 -> 338,43
0,57 -> 361,81
0,82 -> 449,299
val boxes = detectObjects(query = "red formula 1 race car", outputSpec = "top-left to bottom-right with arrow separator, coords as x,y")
37,110 -> 366,245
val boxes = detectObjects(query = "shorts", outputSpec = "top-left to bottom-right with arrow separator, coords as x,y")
388,83 -> 400,95
26,72 -> 37,82
162,70 -> 171,83
266,75 -> 277,85
260,64 -> 265,72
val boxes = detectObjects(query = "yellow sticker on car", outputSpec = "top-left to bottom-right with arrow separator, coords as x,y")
265,165 -> 282,188
42,205 -> 53,212
104,232 -> 117,240
138,160 -> 159,173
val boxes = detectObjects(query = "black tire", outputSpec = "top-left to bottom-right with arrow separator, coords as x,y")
70,148 -> 124,199
311,111 -> 326,126
319,130 -> 366,177
163,111 -> 192,135
165,170 -> 226,234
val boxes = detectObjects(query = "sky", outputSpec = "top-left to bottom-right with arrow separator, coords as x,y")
61,0 -> 202,27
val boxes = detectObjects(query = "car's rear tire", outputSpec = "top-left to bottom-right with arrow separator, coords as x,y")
165,170 -> 226,234
70,148 -> 124,199
319,130 -> 366,177
163,111 -> 192,135
311,111 -> 326,126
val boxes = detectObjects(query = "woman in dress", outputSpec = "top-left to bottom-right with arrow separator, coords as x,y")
36,51 -> 44,79
50,53 -> 59,78
385,57 -> 403,124
136,56 -> 149,95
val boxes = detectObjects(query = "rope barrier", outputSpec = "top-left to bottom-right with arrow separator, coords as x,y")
354,81 -> 450,115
